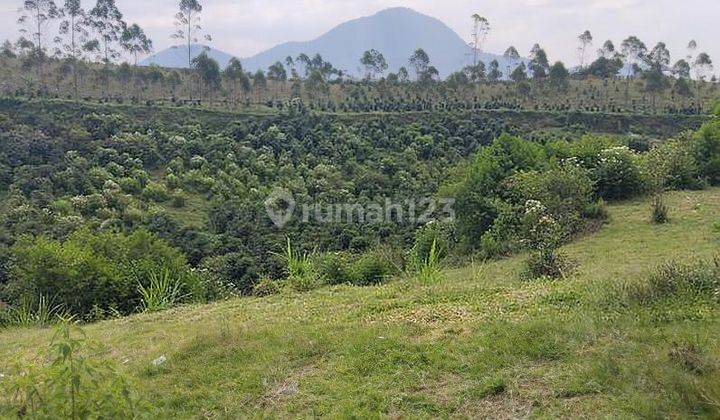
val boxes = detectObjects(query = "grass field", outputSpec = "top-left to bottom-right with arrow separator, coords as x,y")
1,189 -> 720,418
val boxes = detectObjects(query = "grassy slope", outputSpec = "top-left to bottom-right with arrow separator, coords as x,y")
1,189 -> 720,418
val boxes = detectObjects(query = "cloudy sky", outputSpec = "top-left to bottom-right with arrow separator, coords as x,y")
2,0 -> 718,72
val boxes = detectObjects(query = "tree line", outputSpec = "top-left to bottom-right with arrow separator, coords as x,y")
1,2 -> 718,113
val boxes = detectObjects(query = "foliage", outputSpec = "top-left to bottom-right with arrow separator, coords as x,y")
594,147 -> 646,200
137,268 -> 187,312
693,121 -> 720,185
277,238 -> 318,292
4,230 -> 197,319
521,200 -> 574,279
0,321 -> 147,418
651,195 -> 669,224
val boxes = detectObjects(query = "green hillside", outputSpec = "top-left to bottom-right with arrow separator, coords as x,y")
2,189 -> 719,418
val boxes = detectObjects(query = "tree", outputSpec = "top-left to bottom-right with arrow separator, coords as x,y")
673,59 -> 691,78
398,67 -> 409,83
621,36 -> 647,78
694,53 -> 713,81
510,62 -> 527,82
463,62 -> 486,83
549,61 -> 569,90
17,0 -> 60,89
581,56 -> 623,79
87,0 -> 125,63
223,57 -> 247,105
17,0 -> 60,54
504,46 -> 521,77
409,49 -> 430,81
598,40 -> 617,59
58,0 -> 90,99
1,41 -> 16,59
253,69 -> 267,102
172,0 -> 211,69
58,0 -> 88,61
191,51 -> 220,100
529,45 -> 549,79
121,23 -> 151,65
360,49 -> 388,80
645,42 -> 670,71
487,59 -> 502,82
446,71 -> 469,90
470,14 -> 490,67
577,30 -> 593,69
267,61 -> 287,97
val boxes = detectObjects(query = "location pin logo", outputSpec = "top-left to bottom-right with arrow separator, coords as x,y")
265,188 -> 296,228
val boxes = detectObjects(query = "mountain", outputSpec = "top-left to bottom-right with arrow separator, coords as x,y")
140,44 -> 237,70
142,8 -> 521,78
241,7 -> 510,78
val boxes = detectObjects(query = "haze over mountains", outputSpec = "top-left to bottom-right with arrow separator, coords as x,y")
141,7 -> 521,78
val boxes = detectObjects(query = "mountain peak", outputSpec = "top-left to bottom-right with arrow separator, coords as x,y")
143,8 -> 514,78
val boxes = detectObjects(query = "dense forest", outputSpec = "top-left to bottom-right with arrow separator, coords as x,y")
0,98 -> 718,322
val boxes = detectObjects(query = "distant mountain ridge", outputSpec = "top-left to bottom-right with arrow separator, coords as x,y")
141,44 -> 236,70
141,7 -> 522,78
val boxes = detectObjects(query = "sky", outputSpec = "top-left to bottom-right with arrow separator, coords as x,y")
2,0 -> 718,73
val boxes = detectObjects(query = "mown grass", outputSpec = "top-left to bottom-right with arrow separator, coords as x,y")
1,189 -> 720,418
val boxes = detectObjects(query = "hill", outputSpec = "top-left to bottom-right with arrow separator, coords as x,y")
2,189 -> 720,417
142,8 -> 519,77
140,43 -> 238,69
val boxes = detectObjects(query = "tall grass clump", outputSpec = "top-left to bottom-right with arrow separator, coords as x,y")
616,258 -> 720,306
276,238 -> 318,291
0,321 -> 147,418
411,222 -> 451,282
0,295 -> 65,328
137,268 -> 187,312
416,238 -> 443,283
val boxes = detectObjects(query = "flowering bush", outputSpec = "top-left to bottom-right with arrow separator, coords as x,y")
521,200 -> 574,279
594,147 -> 646,200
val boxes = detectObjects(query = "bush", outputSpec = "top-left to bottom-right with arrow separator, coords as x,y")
643,139 -> 704,191
651,195 -> 669,224
410,222 -> 453,271
693,121 -> 720,185
594,147 -> 646,200
348,251 -> 396,286
508,162 -> 594,234
315,252 -> 352,285
618,258 -> 720,305
521,200 -> 575,279
5,230 -> 198,319
142,181 -> 170,202
200,252 -> 260,294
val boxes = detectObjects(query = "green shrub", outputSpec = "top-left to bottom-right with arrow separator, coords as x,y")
276,238 -> 318,292
315,252 -> 352,285
521,200 -> 575,279
643,139 -> 704,191
0,322 -> 148,418
509,162 -> 594,234
583,198 -> 609,220
594,147 -> 646,200
714,102 -> 720,117
0,295 -> 65,328
6,230 -> 197,319
348,252 -> 395,286
410,222 -> 453,270
416,239 -> 444,283
200,252 -> 260,294
142,181 -> 170,202
693,121 -> 720,185
651,195 -> 669,224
